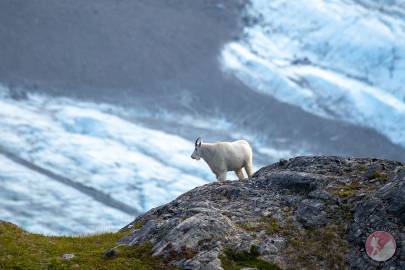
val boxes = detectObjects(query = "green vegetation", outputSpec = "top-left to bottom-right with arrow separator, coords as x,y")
220,245 -> 281,270
329,176 -> 384,199
284,224 -> 349,269
367,170 -> 388,181
131,220 -> 146,230
353,164 -> 367,172
239,214 -> 349,269
333,203 -> 354,222
0,221 -> 175,270
238,217 -> 286,236
263,218 -> 283,235
330,181 -> 361,198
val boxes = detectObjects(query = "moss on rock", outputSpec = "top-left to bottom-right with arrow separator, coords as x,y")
220,245 -> 281,270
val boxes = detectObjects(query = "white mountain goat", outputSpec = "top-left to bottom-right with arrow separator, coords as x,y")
191,137 -> 254,181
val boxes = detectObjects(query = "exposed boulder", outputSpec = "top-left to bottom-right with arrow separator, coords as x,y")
120,156 -> 404,269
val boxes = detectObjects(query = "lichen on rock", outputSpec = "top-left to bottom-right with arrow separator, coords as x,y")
120,156 -> 405,269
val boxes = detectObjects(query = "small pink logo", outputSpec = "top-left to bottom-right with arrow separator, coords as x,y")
365,231 -> 396,262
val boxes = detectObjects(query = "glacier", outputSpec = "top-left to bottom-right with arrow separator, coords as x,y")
0,154 -> 131,235
0,85 -> 295,235
221,0 -> 405,147
0,86 -> 210,234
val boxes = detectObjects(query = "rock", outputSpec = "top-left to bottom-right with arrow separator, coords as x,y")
120,156 -> 405,270
379,169 -> 405,224
307,190 -> 333,201
181,248 -> 223,270
61,253 -> 75,260
152,213 -> 239,256
254,233 -> 286,255
365,164 -> 383,179
254,171 -> 322,193
297,199 -> 328,228
103,248 -> 119,258
278,159 -> 288,167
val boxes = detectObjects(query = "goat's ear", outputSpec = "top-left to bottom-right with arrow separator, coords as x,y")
198,141 -> 202,147
195,137 -> 202,147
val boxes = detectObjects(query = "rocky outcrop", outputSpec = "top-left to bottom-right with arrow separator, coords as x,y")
120,156 -> 405,269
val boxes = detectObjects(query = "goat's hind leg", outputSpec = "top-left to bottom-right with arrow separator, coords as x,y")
244,161 -> 254,178
235,169 -> 245,181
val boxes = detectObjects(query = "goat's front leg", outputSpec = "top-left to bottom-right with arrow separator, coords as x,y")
217,172 -> 227,182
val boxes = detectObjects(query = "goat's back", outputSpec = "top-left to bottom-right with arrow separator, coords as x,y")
213,140 -> 252,170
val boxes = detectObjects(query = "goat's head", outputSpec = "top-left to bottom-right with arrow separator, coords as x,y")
191,137 -> 202,160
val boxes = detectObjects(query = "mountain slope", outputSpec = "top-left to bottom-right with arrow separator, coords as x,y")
2,156 -> 403,269
121,156 -> 405,269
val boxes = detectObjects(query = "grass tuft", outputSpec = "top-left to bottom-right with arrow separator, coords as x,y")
367,171 -> 388,181
285,224 -> 349,269
220,245 -> 281,270
238,217 -> 286,236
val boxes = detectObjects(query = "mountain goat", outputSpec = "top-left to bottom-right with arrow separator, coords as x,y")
191,137 -> 254,182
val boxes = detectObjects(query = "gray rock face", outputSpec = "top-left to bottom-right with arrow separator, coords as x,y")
297,199 -> 328,228
120,156 -> 405,269
347,166 -> 405,269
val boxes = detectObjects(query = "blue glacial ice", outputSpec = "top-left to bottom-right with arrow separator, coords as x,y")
0,154 -> 132,235
221,0 -> 405,146
0,85 -> 296,234
0,86 -> 213,234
